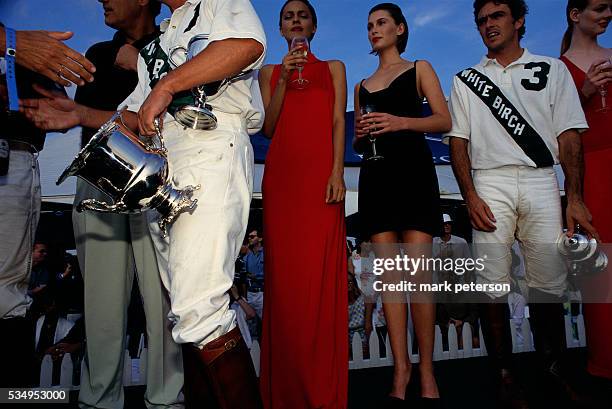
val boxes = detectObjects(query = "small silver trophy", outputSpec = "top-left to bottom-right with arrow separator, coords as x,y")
169,35 -> 254,131
558,227 -> 608,277
169,34 -> 218,130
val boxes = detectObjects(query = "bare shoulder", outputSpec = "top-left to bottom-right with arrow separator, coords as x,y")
328,60 -> 346,75
258,64 -> 274,82
415,59 -> 436,74
260,64 -> 274,75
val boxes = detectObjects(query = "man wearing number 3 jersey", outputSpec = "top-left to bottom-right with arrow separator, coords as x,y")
445,0 -> 597,406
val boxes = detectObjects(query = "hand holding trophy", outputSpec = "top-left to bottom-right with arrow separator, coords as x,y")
169,34 -> 218,130
168,35 -> 254,130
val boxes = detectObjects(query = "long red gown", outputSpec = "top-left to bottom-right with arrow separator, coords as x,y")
562,56 -> 612,379
260,53 -> 348,408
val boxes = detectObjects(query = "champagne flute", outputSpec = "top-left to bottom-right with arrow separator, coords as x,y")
290,36 -> 309,89
596,57 -> 612,113
360,105 -> 384,161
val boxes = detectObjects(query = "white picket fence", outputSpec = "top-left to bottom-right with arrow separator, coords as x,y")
38,314 -> 587,389
349,314 -> 586,369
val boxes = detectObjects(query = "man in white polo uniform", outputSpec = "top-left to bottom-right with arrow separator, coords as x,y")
122,1 -> 266,407
20,2 -> 265,404
445,0 -> 597,404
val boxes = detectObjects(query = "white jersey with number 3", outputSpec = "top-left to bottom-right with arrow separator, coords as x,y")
444,49 -> 588,170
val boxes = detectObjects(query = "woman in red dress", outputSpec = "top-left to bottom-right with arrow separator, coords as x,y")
561,0 -> 612,380
258,1 -> 348,408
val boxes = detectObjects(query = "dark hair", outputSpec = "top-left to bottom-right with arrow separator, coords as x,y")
473,0 -> 528,40
279,0 -> 318,40
561,0 -> 589,55
368,3 -> 409,54
148,0 -> 162,17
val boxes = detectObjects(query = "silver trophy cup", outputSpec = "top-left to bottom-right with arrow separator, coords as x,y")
558,228 -> 608,277
169,34 -> 218,130
57,110 -> 199,236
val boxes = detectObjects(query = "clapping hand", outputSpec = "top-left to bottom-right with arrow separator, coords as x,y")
16,30 -> 96,87
20,84 -> 81,131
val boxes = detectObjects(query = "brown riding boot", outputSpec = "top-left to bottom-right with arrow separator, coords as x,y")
529,289 -> 580,402
479,300 -> 529,409
182,344 -> 219,409
195,327 -> 263,409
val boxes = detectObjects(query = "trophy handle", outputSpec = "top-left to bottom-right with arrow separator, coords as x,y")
76,199 -> 127,213
168,46 -> 187,68
149,118 -> 167,155
156,184 -> 200,238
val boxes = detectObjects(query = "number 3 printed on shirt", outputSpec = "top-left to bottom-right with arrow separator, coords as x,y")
521,62 -> 551,92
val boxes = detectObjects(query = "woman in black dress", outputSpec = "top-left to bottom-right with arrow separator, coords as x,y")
354,3 -> 451,406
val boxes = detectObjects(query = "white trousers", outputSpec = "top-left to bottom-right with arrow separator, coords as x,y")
149,116 -> 253,347
472,166 -> 566,298
0,151 -> 40,318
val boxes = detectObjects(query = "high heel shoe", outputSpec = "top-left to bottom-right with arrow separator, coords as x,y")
420,396 -> 443,409
383,395 -> 407,409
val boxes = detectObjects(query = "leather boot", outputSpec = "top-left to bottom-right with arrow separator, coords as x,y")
528,289 -> 578,401
479,299 -> 529,409
478,300 -> 513,371
195,326 -> 263,409
528,289 -> 566,371
182,344 -> 218,409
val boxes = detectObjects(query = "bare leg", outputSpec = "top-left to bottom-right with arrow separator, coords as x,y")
371,231 -> 411,400
402,230 -> 439,399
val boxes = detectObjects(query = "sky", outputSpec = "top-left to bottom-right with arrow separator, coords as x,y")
0,0 -> 609,198
1,0 -> 610,110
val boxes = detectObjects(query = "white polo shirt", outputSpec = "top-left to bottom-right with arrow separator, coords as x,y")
444,49 -> 587,169
121,0 -> 266,134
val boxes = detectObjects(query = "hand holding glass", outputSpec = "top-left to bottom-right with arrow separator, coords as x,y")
290,36 -> 309,89
360,105 -> 384,161
596,57 -> 612,113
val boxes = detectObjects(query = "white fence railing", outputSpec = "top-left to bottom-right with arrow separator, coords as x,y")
38,314 -> 587,389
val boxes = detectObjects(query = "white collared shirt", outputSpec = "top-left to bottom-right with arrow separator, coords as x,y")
121,0 -> 266,134
444,49 -> 587,169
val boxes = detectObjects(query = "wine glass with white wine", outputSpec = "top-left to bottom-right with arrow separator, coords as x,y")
360,104 -> 384,161
596,57 -> 612,113
290,36 -> 309,90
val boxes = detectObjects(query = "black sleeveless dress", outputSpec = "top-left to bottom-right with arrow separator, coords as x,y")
358,62 -> 442,238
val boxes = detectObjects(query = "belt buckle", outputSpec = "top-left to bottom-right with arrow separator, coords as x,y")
224,338 -> 238,351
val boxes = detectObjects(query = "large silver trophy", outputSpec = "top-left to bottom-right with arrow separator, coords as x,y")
170,34 -> 218,130
57,109 -> 199,236
169,34 -> 253,130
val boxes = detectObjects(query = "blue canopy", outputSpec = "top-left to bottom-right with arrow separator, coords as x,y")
250,103 -> 451,166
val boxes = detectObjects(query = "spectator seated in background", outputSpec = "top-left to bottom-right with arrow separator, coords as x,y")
33,286 -> 84,386
244,230 -> 264,339
54,254 -> 83,318
433,214 -> 480,350
349,272 -> 368,360
229,284 -> 257,349
28,242 -> 50,295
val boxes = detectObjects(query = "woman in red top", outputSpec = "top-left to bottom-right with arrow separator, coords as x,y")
258,1 -> 348,408
561,0 -> 612,379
